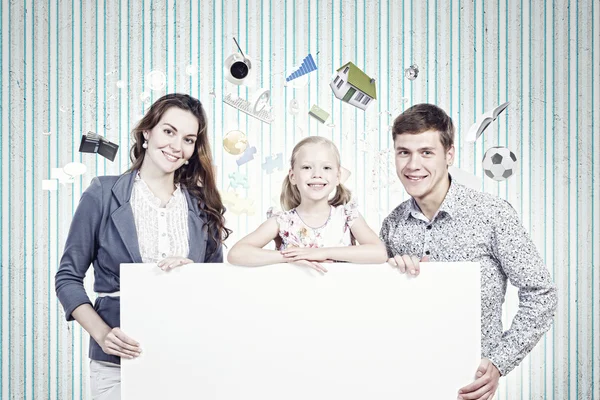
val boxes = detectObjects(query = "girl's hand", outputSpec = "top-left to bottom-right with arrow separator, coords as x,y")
157,256 -> 193,271
291,259 -> 329,274
100,327 -> 141,359
280,247 -> 331,263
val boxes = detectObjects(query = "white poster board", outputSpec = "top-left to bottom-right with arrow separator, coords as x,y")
121,262 -> 481,399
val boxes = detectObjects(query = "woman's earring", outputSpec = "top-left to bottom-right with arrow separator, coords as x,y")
184,160 -> 189,165
142,140 -> 148,149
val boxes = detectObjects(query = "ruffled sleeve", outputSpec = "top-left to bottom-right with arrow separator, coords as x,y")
343,198 -> 360,227
266,207 -> 289,250
266,206 -> 281,220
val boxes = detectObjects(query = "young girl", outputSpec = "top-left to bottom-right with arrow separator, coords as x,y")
55,93 -> 230,400
227,136 -> 387,272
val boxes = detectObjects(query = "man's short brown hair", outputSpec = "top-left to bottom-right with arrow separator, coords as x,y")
392,103 -> 455,151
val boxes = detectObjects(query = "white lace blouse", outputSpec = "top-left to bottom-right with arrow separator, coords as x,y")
130,173 -> 190,263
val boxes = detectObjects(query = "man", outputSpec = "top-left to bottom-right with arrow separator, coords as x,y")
380,103 -> 557,400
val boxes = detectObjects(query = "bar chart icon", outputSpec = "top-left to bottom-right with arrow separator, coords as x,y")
286,54 -> 317,82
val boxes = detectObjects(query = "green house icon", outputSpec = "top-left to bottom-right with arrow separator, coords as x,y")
330,62 -> 377,111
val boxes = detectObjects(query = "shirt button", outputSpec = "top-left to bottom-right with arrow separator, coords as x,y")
160,212 -> 165,217
426,225 -> 432,230
161,253 -> 166,258
425,250 -> 430,255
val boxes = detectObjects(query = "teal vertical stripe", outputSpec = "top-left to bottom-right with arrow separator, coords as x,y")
71,2 -> 76,397
55,0 -> 60,397
0,0 -> 4,397
307,0 -> 310,139
30,3 -> 36,397
79,0 -> 84,396
211,0 -> 215,162
363,0 -> 365,211
354,0 -> 357,202
575,0 -> 579,396
22,0 -> 27,398
23,0 -> 28,397
520,1 -> 524,395
197,0 -> 200,99
426,0 -> 429,103
151,0 -> 154,104
244,0 -> 248,229
496,0 -> 500,194
127,0 -> 130,163
237,0 -> 241,239
189,0 -> 192,95
410,0 -> 413,108
567,0 -> 571,395
449,0 -> 452,121
291,0 -> 294,147
119,0 -> 122,175
591,0 -> 595,397
551,0 -> 556,395
166,0 -> 170,94
386,0 -> 390,211
339,0 -> 342,156
457,0 -> 461,168
46,1 -> 50,396
473,0 -> 477,177
220,0 -> 223,190
377,0 -> 380,217
260,0 -> 263,211
268,0 -> 271,200
316,0 -> 318,137
434,0 -> 437,104
173,0 -> 176,93
103,0 -> 107,174
528,0 -> 533,395
481,0 -> 485,194
543,0 -> 548,397
142,0 -> 145,115
7,0 -> 12,395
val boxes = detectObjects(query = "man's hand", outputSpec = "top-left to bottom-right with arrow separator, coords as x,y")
458,358 -> 501,400
386,255 -> 430,276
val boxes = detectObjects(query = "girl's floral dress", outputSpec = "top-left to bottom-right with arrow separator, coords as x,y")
267,199 -> 359,250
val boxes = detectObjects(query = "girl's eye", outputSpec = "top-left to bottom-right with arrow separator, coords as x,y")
301,166 -> 310,169
324,166 -> 332,170
185,138 -> 196,144
165,129 -> 173,135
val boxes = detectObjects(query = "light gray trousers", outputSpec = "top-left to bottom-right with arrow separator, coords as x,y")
90,360 -> 121,400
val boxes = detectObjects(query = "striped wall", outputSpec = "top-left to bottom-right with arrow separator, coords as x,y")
0,0 -> 598,398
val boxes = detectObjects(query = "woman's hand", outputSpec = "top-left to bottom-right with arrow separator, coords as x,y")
157,256 -> 193,271
100,327 -> 141,359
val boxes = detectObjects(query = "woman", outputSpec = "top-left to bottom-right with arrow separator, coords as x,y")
55,93 -> 230,399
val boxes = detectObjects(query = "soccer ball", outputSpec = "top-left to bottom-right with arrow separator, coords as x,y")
482,146 -> 518,181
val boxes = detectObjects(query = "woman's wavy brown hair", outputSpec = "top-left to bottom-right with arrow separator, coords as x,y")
128,93 -> 231,255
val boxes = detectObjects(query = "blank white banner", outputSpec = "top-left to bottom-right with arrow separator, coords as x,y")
121,262 -> 481,399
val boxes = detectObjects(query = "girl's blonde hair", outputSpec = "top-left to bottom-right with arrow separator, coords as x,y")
280,136 -> 352,210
